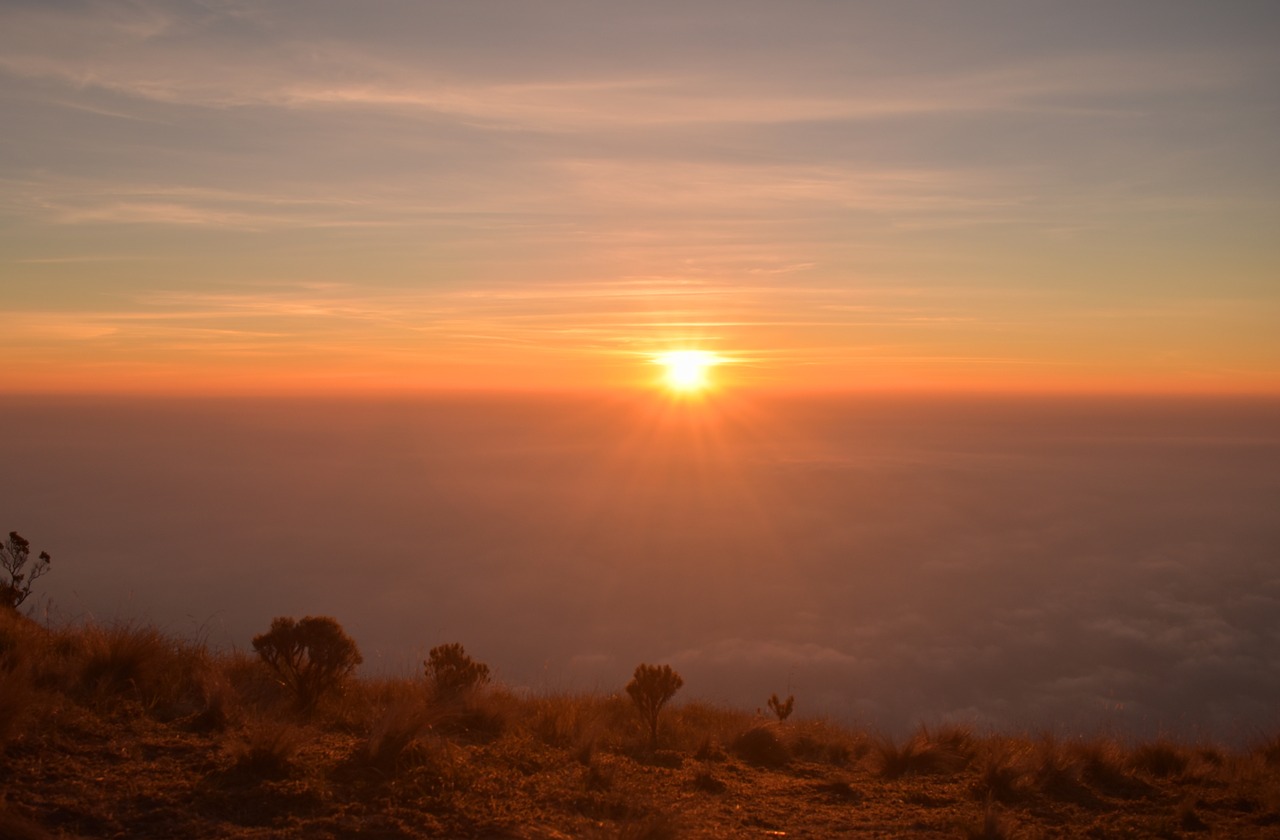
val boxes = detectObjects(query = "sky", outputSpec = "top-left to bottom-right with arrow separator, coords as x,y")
2,0 -> 1279,394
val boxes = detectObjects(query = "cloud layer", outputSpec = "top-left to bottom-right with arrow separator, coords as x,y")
4,393 -> 1277,742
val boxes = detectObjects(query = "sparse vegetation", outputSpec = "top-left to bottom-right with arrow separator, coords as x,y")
625,663 -> 683,751
733,724 -> 790,767
4,613 -> 1280,837
877,724 -> 974,779
424,642 -> 490,701
1,530 -> 51,610
767,692 -> 794,722
251,615 -> 362,715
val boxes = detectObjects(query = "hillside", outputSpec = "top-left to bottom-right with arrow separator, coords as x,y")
2,609 -> 1279,838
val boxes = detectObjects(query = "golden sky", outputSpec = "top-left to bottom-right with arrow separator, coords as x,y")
2,1 -> 1278,394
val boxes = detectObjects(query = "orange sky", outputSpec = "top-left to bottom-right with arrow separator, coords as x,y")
2,2 -> 1278,395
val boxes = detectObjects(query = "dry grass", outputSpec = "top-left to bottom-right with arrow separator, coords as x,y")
1256,734 -> 1280,768
0,659 -> 34,747
5,615 -> 1280,838
226,719 -> 306,778
876,724 -> 975,779
362,694 -> 434,772
733,723 -> 791,767
787,717 -> 869,766
964,800 -> 1019,840
1130,738 -> 1193,779
73,621 -> 211,717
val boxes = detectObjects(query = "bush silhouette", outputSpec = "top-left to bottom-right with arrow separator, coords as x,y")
1,531 -> 51,610
733,724 -> 790,767
425,642 -> 490,701
252,616 -> 362,715
626,663 -> 683,750
767,693 -> 794,723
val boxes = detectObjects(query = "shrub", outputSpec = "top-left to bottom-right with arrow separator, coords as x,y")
733,724 -> 790,767
252,616 -> 362,715
626,663 -> 683,751
424,643 -> 490,702
1,531 -> 51,610
767,693 -> 794,723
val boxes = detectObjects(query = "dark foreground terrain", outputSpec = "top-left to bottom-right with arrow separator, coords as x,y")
3,609 -> 1280,838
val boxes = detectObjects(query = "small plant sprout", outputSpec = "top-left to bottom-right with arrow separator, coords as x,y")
1,531 -> 51,610
767,692 -> 795,723
626,663 -> 684,751
425,643 -> 490,701
252,616 -> 363,715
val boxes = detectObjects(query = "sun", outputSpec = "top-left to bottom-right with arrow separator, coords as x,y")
654,350 -> 722,393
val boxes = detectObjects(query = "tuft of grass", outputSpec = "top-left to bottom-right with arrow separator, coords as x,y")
876,725 -> 973,779
666,701 -> 743,755
431,687 -> 508,742
693,736 -> 726,762
182,667 -> 239,732
1175,795 -> 1210,832
583,759 -> 615,792
227,720 -> 305,778
395,735 -> 475,800
1022,735 -> 1093,803
964,799 -> 1018,840
1254,734 -> 1280,768
0,610 -> 39,746
970,739 -> 1030,803
788,719 -> 870,766
532,692 -> 605,751
1130,739 -> 1192,779
1069,737 -> 1139,795
76,621 -> 209,716
690,768 -> 727,794
364,695 -> 433,773
0,659 -> 35,748
732,724 -> 790,768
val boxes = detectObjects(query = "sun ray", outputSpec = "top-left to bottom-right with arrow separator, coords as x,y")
654,350 -> 722,393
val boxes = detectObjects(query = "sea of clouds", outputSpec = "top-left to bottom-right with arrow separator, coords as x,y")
3,393 -> 1277,743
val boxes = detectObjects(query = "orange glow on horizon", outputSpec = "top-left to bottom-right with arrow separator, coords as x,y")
654,350 -> 724,394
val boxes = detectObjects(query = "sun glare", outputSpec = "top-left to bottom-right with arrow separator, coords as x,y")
655,350 -> 722,393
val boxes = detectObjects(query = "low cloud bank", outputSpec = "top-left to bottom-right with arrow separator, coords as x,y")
2,394 -> 1277,743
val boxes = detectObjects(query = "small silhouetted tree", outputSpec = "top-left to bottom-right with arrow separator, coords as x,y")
767,693 -> 794,723
425,643 -> 490,701
1,531 -> 51,610
252,616 -> 362,715
626,663 -> 683,750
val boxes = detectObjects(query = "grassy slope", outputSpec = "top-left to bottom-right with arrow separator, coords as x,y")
2,609 -> 1280,839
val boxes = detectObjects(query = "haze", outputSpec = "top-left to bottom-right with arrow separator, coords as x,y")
4,394 -> 1278,743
